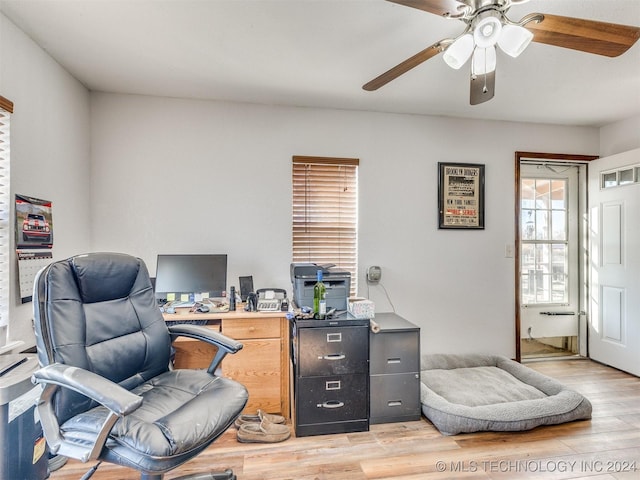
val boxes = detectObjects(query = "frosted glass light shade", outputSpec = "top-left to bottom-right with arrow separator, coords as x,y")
473,16 -> 502,48
498,24 -> 534,57
472,46 -> 497,75
443,34 -> 474,69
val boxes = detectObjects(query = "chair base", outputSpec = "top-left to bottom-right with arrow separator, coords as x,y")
142,469 -> 235,480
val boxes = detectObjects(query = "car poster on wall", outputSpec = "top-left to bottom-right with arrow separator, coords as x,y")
15,194 -> 54,303
16,194 -> 54,248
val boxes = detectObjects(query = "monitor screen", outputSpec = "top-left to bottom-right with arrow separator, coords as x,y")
155,254 -> 227,299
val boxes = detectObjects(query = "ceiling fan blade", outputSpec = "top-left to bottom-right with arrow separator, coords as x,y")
387,0 -> 468,17
526,13 -> 640,57
363,40 -> 450,91
470,71 -> 495,105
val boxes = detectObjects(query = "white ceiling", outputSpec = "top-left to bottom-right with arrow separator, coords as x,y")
1,0 -> 639,127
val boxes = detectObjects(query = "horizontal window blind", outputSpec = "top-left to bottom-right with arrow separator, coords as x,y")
292,156 -> 358,297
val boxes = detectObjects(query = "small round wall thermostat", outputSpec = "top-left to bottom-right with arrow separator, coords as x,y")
366,265 -> 382,284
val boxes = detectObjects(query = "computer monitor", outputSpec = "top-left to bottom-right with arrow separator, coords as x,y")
155,254 -> 227,300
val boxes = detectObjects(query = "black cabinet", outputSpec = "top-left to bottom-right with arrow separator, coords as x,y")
291,316 -> 369,437
369,313 -> 421,424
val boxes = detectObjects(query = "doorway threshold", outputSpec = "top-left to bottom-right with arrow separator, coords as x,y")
522,354 -> 585,363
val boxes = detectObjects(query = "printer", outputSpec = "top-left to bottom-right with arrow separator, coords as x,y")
290,263 -> 351,311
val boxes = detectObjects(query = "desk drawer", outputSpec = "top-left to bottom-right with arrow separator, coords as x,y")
222,317 -> 281,339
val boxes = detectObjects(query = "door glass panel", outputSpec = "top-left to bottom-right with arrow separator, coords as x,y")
522,209 -> 535,239
602,172 -> 617,188
521,179 -> 535,199
535,210 -> 548,240
521,243 -> 535,303
521,176 -> 569,305
535,179 -> 550,208
551,210 -> 566,241
619,168 -> 633,185
551,180 -> 565,208
551,244 -> 568,303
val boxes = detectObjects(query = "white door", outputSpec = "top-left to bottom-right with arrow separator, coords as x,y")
520,163 -> 580,342
588,150 -> 640,376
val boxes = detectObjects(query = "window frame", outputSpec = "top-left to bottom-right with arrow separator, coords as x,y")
0,96 -> 14,334
292,156 -> 359,297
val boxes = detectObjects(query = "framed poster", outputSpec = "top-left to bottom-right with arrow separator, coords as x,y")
438,162 -> 485,229
15,194 -> 54,248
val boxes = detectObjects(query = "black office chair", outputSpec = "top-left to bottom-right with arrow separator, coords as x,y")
31,252 -> 248,480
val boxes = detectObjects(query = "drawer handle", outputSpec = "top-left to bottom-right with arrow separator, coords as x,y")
317,400 -> 345,409
387,358 -> 402,364
388,400 -> 403,407
319,354 -> 346,361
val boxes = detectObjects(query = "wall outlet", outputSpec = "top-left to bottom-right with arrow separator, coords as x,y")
366,265 -> 382,284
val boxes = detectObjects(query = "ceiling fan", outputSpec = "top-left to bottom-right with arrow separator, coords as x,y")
363,0 -> 640,105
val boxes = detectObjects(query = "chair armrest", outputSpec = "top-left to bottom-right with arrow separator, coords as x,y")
168,324 -> 244,374
32,363 -> 143,415
32,363 -> 143,462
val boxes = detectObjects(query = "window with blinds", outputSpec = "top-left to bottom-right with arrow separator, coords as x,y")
0,96 -> 13,331
292,156 -> 358,297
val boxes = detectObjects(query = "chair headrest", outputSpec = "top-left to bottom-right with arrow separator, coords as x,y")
71,253 -> 142,303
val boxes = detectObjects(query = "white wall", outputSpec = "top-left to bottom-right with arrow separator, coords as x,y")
91,93 -> 600,358
600,114 -> 640,157
4,8 -> 635,356
0,13 -> 91,350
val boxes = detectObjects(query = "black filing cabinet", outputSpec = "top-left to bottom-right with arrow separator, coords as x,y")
369,313 -> 421,424
291,315 -> 370,437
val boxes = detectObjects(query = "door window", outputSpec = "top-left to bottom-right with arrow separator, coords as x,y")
520,178 -> 569,305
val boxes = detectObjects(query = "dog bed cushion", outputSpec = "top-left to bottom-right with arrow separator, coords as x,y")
420,354 -> 592,435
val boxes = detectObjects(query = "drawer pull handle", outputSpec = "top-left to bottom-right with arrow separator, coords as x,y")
388,400 -> 403,407
387,358 -> 401,364
317,400 -> 345,409
319,354 -> 346,361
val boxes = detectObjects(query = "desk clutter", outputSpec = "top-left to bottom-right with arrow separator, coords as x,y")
160,297 -> 230,314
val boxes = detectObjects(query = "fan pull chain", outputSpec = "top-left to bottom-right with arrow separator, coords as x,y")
482,53 -> 488,93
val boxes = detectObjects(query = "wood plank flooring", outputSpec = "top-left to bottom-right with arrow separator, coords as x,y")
48,359 -> 640,479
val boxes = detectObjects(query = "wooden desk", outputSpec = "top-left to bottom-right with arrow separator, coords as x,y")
163,309 -> 290,420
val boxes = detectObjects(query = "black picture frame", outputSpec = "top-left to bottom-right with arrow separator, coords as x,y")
438,162 -> 485,229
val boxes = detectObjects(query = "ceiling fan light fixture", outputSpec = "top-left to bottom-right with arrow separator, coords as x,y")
443,34 -> 474,69
473,16 -> 502,48
472,46 -> 497,75
498,24 -> 534,57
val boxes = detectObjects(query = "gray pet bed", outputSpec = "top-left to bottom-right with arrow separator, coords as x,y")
420,354 -> 592,435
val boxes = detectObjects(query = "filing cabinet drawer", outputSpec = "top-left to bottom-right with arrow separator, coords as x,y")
370,372 -> 421,424
370,330 -> 419,375
298,326 -> 368,376
296,374 -> 368,426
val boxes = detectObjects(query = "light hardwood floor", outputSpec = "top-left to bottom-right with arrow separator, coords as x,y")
49,359 -> 640,480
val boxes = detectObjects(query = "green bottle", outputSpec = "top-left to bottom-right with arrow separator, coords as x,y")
313,269 -> 327,319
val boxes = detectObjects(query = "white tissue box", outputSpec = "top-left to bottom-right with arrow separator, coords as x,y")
348,298 -> 375,319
